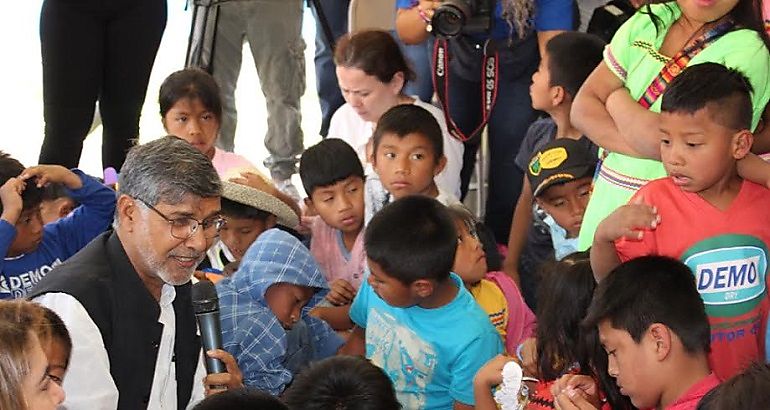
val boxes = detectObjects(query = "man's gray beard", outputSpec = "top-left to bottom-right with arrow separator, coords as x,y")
138,226 -> 200,286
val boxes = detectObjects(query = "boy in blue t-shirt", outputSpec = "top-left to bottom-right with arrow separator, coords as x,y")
343,195 -> 503,409
0,152 -> 116,298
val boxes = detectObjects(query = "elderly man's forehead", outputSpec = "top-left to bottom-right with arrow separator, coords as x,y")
156,195 -> 221,215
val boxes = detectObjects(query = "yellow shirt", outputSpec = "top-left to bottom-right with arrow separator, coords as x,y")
469,279 -> 508,343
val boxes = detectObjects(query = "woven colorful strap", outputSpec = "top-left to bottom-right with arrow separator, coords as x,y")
638,19 -> 735,109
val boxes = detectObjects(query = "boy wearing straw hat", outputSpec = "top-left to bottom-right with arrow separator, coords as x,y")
199,180 -> 299,277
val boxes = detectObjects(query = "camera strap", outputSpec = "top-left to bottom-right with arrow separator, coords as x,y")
432,38 -> 499,143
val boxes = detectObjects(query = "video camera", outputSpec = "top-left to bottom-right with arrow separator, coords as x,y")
431,0 -> 494,38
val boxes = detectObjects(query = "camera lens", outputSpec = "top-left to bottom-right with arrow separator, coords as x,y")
431,1 -> 471,37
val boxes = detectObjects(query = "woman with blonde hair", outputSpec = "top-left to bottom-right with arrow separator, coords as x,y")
0,300 -> 66,410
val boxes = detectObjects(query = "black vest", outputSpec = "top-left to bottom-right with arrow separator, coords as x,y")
29,232 -> 200,410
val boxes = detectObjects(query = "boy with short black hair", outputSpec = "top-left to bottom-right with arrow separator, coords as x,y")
571,256 -> 718,410
343,195 -> 503,409
365,104 -> 456,224
0,152 -> 115,299
591,63 -> 770,380
283,356 -> 401,410
300,139 -> 366,306
503,32 -> 605,307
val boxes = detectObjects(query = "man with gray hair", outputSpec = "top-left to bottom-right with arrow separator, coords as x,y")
30,136 -> 243,409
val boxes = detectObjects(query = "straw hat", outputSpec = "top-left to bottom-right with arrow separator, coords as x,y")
221,180 -> 299,228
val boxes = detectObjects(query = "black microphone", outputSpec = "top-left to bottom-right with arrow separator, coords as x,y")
192,280 -> 226,374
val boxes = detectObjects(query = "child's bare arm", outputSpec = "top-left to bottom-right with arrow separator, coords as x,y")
20,165 -> 82,190
502,176 -> 533,286
592,198 -> 660,281
0,178 -> 24,224
453,401 -> 475,410
310,305 -> 353,331
472,355 -> 517,410
337,326 -> 365,356
737,153 -> 770,189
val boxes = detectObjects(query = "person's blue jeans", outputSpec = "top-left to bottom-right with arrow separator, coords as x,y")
446,34 -> 540,244
392,31 -> 435,102
310,0 -> 349,137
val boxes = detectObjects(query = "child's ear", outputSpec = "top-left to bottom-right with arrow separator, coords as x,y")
551,85 -> 567,106
266,214 -> 278,229
411,279 -> 435,298
433,155 -> 447,176
648,323 -> 673,361
303,197 -> 316,213
732,129 -> 753,159
57,199 -> 75,219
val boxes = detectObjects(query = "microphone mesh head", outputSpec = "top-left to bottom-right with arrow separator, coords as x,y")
191,280 -> 219,314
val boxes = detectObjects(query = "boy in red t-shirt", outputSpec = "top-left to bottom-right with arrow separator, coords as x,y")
591,63 -> 770,380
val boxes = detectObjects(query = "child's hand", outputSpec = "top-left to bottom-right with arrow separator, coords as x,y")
201,349 -> 244,396
230,171 -> 276,195
326,279 -> 356,306
551,374 -> 601,408
473,354 -> 513,388
0,178 -> 25,223
554,386 -> 601,410
21,165 -> 82,190
596,196 -> 659,242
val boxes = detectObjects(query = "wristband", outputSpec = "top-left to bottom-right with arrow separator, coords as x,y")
515,343 -> 525,362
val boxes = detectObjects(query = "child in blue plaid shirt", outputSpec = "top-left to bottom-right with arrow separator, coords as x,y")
215,228 -> 342,394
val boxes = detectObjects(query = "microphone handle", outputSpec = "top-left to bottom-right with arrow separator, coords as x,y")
196,310 -> 226,374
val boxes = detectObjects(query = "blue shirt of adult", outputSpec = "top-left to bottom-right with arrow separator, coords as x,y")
396,0 -> 574,40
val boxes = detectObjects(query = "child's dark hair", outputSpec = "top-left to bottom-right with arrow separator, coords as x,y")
535,251 -> 596,381
300,139 -> 365,197
42,307 -> 72,367
283,356 -> 401,410
372,105 -> 444,163
661,63 -> 753,131
334,30 -> 415,88
0,152 -> 43,215
546,32 -> 606,98
220,198 -> 272,221
446,204 -> 503,271
159,68 -> 223,121
697,362 -> 770,410
584,255 -> 711,355
41,183 -> 77,206
192,387 -> 287,410
41,183 -> 69,201
365,196 -> 456,284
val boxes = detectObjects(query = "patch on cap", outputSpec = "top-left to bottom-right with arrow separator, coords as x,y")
529,147 -> 568,176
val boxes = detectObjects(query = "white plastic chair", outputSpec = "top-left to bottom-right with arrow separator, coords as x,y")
348,0 -> 397,32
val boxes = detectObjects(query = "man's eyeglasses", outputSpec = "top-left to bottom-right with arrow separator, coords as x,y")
134,197 -> 225,240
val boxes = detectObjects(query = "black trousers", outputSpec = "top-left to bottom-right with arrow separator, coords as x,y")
39,0 -> 167,171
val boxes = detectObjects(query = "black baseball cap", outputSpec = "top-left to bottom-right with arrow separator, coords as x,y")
527,138 -> 597,197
